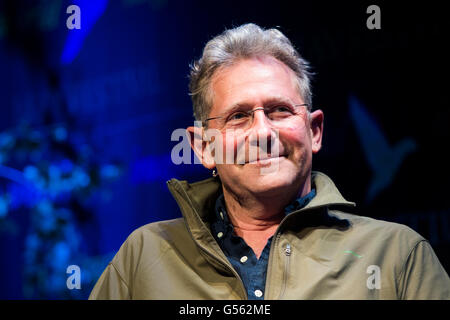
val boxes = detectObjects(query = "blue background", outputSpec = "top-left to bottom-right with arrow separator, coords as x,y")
0,0 -> 449,299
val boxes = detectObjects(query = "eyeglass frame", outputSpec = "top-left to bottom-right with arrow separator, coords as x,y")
202,103 -> 310,129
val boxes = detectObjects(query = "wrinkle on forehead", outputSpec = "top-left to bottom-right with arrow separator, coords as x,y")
210,55 -> 300,113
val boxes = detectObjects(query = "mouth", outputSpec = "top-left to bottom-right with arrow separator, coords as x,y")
245,154 -> 286,165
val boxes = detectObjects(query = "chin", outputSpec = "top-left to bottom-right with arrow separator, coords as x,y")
243,169 -> 298,194
218,157 -> 308,196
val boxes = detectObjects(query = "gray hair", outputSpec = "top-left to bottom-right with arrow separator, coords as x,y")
188,23 -> 313,122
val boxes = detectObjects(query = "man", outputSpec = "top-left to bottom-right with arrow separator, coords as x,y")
89,23 -> 450,299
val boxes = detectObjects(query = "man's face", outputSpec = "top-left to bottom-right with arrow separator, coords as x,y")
191,55 -> 323,198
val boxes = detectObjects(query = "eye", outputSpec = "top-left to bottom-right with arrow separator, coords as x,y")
270,105 -> 294,114
228,112 -> 248,121
266,105 -> 294,121
275,106 -> 290,112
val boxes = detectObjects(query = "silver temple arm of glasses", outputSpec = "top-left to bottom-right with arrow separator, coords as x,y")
203,103 -> 309,125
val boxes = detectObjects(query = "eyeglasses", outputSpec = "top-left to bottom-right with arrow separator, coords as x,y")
203,102 -> 309,131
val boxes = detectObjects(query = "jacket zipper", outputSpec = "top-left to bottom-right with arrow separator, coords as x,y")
265,204 -> 316,299
278,243 -> 291,299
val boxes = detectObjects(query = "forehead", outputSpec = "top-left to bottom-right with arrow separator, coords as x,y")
210,56 -> 301,114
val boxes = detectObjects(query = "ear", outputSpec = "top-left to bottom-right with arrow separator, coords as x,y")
186,125 -> 216,169
309,110 -> 324,154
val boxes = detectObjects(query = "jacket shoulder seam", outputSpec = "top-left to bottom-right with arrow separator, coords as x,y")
128,227 -> 175,288
395,239 -> 428,299
109,261 -> 131,294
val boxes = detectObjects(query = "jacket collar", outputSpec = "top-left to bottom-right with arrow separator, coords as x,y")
303,171 -> 356,210
167,171 -> 356,236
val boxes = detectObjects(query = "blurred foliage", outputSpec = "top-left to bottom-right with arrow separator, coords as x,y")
0,123 -> 121,299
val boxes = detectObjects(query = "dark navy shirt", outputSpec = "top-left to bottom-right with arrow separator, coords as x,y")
210,189 -> 316,300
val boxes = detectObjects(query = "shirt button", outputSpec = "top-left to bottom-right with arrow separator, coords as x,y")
240,256 -> 248,263
220,211 -> 224,220
254,289 -> 263,298
217,232 -> 224,238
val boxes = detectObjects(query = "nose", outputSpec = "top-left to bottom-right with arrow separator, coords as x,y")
250,108 -> 271,132
248,108 -> 274,148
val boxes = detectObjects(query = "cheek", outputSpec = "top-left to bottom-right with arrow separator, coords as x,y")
279,125 -> 310,153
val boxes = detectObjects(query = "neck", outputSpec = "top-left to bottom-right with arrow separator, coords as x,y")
221,178 -> 311,258
222,177 -> 311,232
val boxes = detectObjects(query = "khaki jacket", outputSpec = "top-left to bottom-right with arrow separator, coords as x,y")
89,171 -> 450,299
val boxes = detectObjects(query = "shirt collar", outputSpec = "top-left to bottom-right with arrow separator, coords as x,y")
284,189 -> 316,214
213,188 -> 317,228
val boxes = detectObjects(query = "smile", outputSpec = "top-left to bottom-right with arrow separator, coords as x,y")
245,155 -> 286,165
